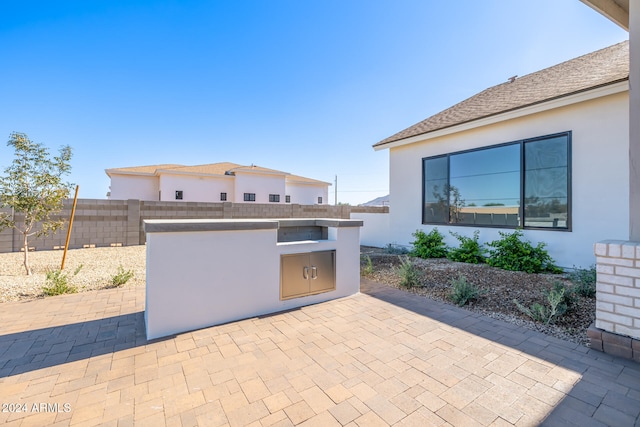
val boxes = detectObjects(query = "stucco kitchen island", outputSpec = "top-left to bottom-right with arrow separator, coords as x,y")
143,218 -> 363,340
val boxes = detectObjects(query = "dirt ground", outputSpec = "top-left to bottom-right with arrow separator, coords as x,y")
360,247 -> 595,346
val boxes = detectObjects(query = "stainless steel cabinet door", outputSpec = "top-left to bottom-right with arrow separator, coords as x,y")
281,250 -> 336,300
281,253 -> 310,300
309,251 -> 335,294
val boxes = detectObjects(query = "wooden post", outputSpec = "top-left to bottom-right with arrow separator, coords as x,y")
61,185 -> 79,270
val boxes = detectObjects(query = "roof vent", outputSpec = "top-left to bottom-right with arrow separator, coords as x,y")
507,75 -> 518,83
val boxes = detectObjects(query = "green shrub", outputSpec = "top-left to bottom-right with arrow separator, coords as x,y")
396,256 -> 421,288
410,228 -> 448,259
111,265 -> 135,287
568,265 -> 596,298
42,264 -> 83,296
361,255 -> 374,276
486,230 -> 561,273
449,274 -> 482,306
513,282 -> 571,324
447,230 -> 485,264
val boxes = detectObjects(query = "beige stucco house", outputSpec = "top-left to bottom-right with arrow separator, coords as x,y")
374,40 -> 629,269
106,163 -> 330,205
374,0 -> 640,355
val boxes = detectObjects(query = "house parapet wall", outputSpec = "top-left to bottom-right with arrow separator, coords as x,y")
591,240 -> 640,360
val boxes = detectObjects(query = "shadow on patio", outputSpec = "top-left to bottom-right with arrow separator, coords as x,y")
0,311 -> 149,377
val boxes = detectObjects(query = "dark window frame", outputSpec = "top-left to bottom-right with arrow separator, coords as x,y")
421,131 -> 571,231
285,195 -> 291,203
175,190 -> 183,200
220,192 -> 227,201
269,194 -> 280,203
318,197 -> 323,204
244,193 -> 256,202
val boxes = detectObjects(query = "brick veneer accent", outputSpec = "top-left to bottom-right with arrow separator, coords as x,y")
590,240 -> 640,360
587,324 -> 640,362
0,199 -> 389,253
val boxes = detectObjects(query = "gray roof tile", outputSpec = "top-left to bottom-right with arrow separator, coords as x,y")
374,40 -> 629,148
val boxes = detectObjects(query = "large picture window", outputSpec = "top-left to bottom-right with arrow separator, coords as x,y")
423,132 -> 570,230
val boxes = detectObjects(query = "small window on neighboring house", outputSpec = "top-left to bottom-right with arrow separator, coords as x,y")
175,190 -> 183,200
244,193 -> 256,202
269,194 -> 280,203
318,197 -> 323,204
220,192 -> 227,201
285,195 -> 291,203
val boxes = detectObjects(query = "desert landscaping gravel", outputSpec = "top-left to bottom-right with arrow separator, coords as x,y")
0,246 -> 146,303
361,248 -> 595,346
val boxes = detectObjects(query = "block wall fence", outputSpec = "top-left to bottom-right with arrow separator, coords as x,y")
0,199 -> 388,253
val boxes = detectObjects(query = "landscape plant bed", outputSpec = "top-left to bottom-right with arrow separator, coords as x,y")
361,247 -> 595,346
0,246 -> 146,303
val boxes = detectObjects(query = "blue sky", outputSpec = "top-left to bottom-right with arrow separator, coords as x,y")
0,1 -> 627,204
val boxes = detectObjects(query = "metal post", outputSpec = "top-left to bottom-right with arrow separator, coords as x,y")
61,185 -> 79,270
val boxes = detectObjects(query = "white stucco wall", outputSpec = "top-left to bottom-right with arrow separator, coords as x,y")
387,91 -> 629,268
158,174 -> 233,202
352,212 -> 391,248
109,175 -> 159,201
109,169 -> 329,204
144,219 -> 361,339
286,183 -> 329,205
233,172 -> 287,203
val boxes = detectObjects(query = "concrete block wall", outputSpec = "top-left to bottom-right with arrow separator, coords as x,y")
139,200 -> 226,244
350,206 -> 389,214
0,199 -> 385,253
5,199 -> 131,252
0,208 -> 13,253
591,240 -> 640,360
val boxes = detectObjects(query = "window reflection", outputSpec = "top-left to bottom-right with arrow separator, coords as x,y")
524,136 -> 568,228
422,132 -> 570,230
423,156 -> 448,223
449,144 -> 520,226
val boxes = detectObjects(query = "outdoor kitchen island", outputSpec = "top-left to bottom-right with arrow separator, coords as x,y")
143,218 -> 363,340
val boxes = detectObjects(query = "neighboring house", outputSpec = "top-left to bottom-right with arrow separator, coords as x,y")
106,163 -> 330,204
374,41 -> 629,268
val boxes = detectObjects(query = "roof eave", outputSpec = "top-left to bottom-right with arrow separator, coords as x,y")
105,169 -> 157,178
373,79 -> 628,151
580,0 -> 629,30
287,180 -> 332,186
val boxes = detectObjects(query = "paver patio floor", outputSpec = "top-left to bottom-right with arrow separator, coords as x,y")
0,279 -> 639,426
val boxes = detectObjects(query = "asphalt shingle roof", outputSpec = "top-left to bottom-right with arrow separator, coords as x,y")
105,164 -> 184,176
158,163 -> 241,176
374,40 -> 629,148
